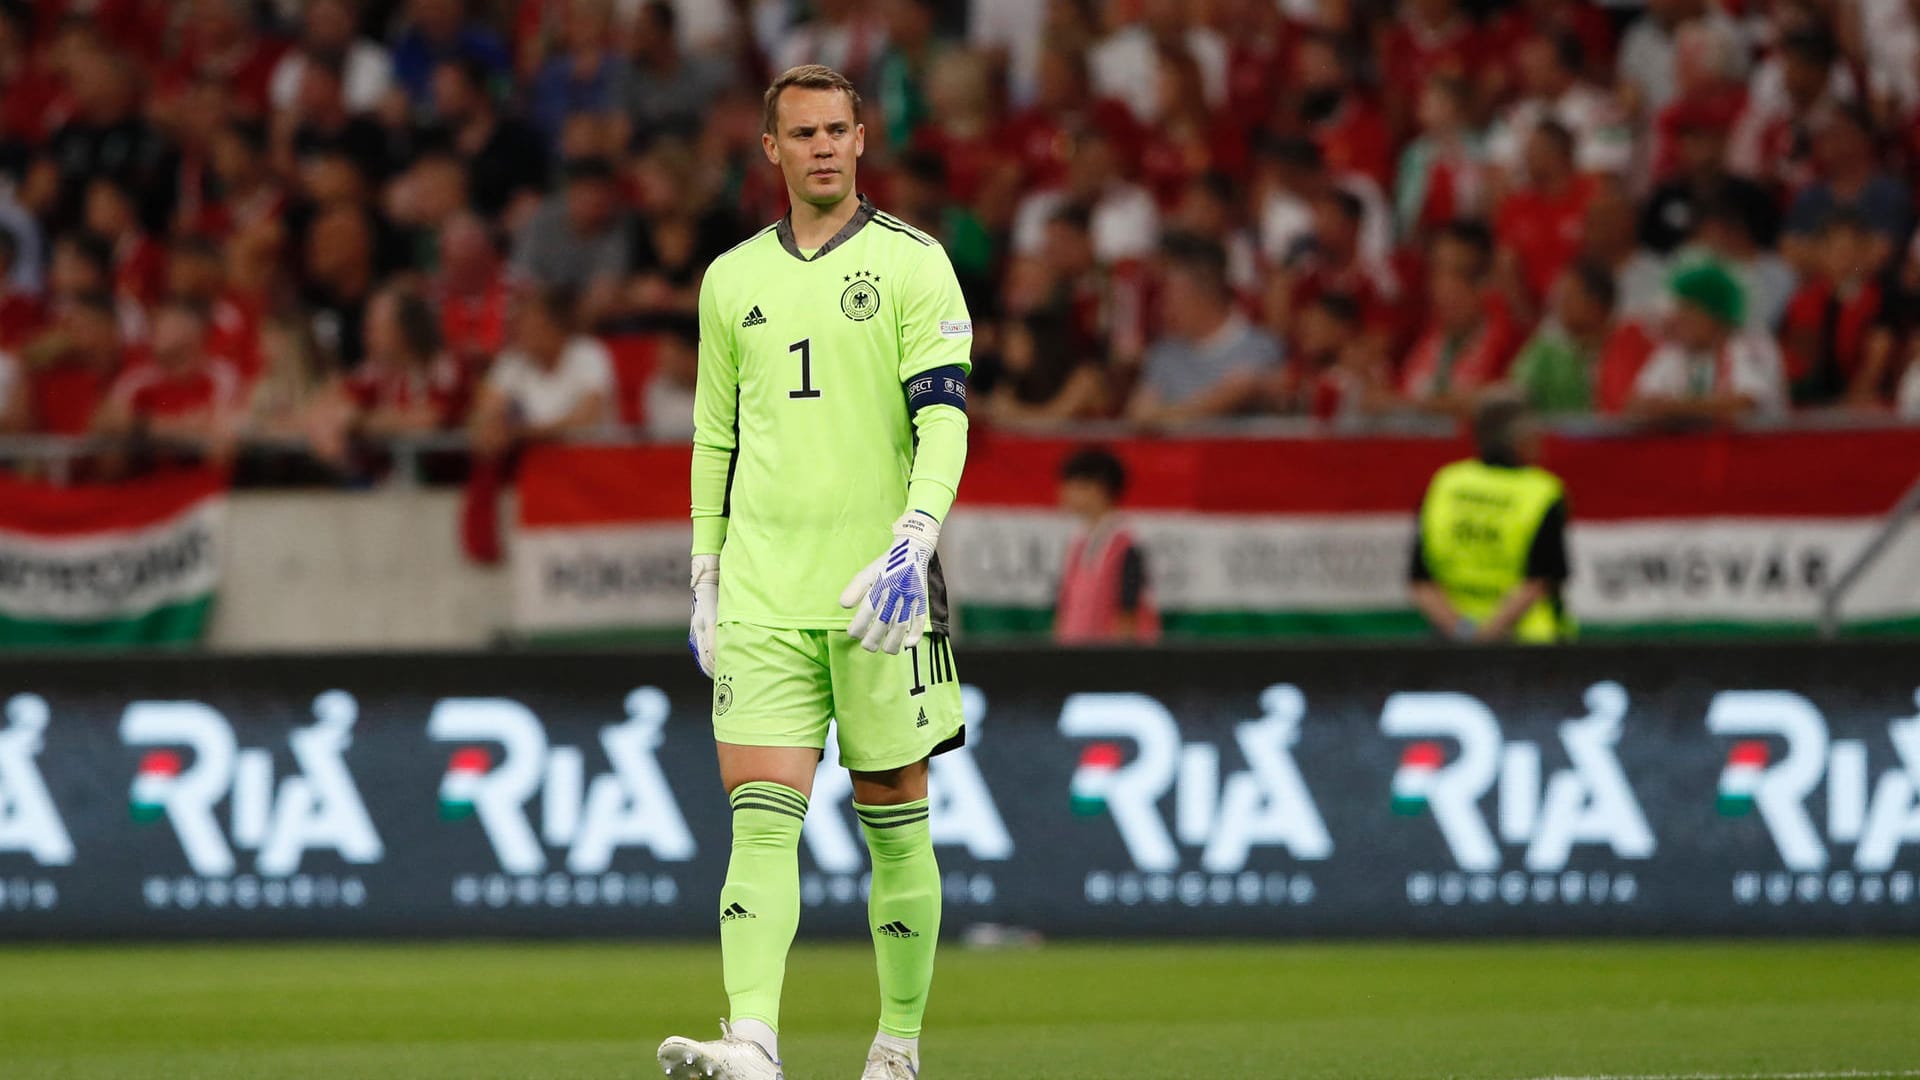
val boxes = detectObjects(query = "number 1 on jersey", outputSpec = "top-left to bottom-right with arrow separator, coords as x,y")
789,338 -> 821,399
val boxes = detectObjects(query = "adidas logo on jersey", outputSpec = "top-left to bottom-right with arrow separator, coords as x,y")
876,921 -> 920,939
741,305 -> 767,327
721,902 -> 757,923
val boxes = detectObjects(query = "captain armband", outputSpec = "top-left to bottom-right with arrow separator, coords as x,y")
905,365 -> 969,414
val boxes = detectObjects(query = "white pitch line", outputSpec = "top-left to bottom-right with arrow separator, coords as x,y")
1523,1072 -> 1920,1080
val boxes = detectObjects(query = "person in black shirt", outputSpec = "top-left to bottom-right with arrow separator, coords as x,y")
285,51 -> 396,186
420,57 -> 550,224
1639,103 -> 1778,255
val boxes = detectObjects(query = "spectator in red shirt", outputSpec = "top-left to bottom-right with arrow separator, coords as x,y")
1290,31 -> 1393,190
1394,74 -> 1491,245
1379,0 -> 1483,139
1495,118 -> 1598,311
166,235 -> 262,380
1054,445 -> 1159,645
1780,210 -> 1890,406
348,285 -> 463,436
158,0 -> 285,119
910,51 -> 1007,213
1271,186 -> 1401,347
1000,45 -> 1142,192
1486,0 -> 1616,99
433,213 -> 512,377
1402,220 -> 1518,411
96,299 -> 242,453
22,292 -> 121,436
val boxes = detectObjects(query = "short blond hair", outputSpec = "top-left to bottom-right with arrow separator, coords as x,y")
762,64 -> 863,135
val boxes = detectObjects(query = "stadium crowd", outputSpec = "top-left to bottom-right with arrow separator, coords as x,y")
1,0 -> 1919,479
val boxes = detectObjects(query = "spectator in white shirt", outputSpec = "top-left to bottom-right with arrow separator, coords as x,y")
1011,128 -> 1159,266
470,286 -> 615,457
270,0 -> 394,115
1630,262 -> 1787,421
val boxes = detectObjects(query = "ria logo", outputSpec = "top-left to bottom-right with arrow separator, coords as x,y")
1063,685 -> 1330,908
0,695 -> 73,869
123,691 -> 383,879
1708,690 -> 1920,875
1383,682 -> 1654,876
429,688 -> 695,877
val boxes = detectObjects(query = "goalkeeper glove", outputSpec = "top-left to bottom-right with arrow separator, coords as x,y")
689,554 -> 719,677
839,511 -> 939,654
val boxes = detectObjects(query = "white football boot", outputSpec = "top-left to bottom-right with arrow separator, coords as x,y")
657,1021 -> 783,1080
859,1043 -> 918,1080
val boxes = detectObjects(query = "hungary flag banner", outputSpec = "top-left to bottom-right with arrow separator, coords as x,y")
510,428 -> 1920,641
0,469 -> 227,646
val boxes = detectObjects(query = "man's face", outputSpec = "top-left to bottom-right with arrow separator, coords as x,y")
1553,274 -> 1603,334
167,253 -> 221,300
516,303 -> 567,359
763,87 -> 863,208
1519,39 -> 1563,97
1677,126 -> 1724,172
1059,478 -> 1109,520
1669,303 -> 1723,351
1783,54 -> 1825,104
67,309 -> 117,356
1523,128 -> 1569,184
432,65 -> 478,122
152,310 -> 204,371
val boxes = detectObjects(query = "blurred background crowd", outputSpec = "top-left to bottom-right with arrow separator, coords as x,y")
1,0 -> 1919,484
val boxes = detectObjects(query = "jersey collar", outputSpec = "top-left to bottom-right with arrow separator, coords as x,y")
775,194 -> 875,262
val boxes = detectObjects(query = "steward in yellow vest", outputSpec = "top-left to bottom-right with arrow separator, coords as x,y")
1410,395 -> 1574,643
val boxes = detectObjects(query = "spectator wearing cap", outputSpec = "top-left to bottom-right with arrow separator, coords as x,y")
1509,260 -> 1616,415
95,298 -> 242,454
1487,31 -> 1631,181
1640,97 -> 1778,256
269,0 -> 394,117
1402,221 -> 1517,410
1780,211 -> 1890,406
1054,445 -> 1159,646
21,293 -> 122,436
1127,235 -> 1284,427
1494,119 -> 1598,310
616,1 -> 729,143
1394,74 -> 1489,244
391,0 -> 511,107
527,0 -> 628,151
511,157 -> 631,328
1781,106 -> 1909,276
1630,261 -> 1787,420
1677,200 -> 1796,336
469,285 -> 614,459
422,57 -> 549,225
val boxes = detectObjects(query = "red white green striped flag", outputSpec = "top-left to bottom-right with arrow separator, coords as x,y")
0,469 -> 226,647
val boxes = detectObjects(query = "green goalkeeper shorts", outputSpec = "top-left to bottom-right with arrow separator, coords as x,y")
711,622 -> 966,772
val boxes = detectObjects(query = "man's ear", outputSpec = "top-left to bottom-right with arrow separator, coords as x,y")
853,123 -> 865,160
762,131 -> 779,166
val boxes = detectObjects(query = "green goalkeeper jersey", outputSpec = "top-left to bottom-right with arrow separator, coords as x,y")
691,195 -> 973,631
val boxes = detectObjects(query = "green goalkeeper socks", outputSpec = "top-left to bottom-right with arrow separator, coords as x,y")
721,781 -> 808,1036
857,798 -> 941,1039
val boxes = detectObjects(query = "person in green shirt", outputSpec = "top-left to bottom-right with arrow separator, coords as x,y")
1509,260 -> 1616,415
658,65 -> 973,1080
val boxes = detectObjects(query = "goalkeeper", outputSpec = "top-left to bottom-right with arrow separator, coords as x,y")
657,64 -> 971,1080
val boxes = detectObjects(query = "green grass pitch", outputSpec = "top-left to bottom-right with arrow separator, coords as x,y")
1,940 -> 1916,1079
